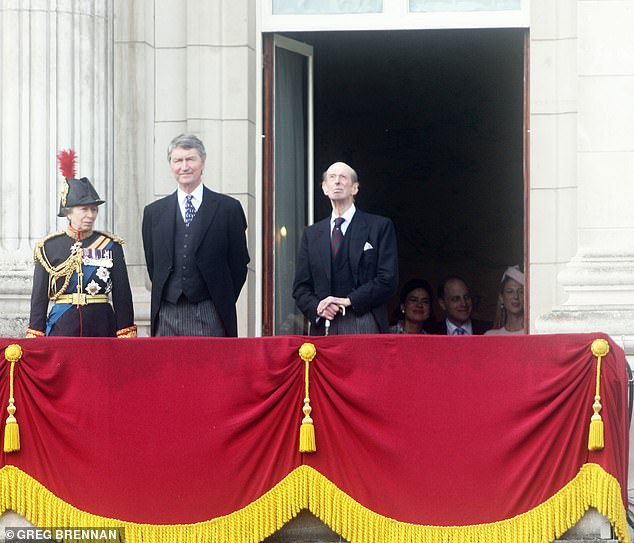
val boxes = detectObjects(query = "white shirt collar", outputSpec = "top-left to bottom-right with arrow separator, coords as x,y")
177,183 -> 204,210
446,319 -> 473,335
330,203 -> 356,235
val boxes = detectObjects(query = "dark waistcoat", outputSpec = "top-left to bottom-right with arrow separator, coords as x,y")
163,208 -> 210,303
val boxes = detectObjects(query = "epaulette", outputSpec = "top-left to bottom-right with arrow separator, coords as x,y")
33,231 -> 65,261
94,230 -> 125,245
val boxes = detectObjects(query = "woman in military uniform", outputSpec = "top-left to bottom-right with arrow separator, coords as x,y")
26,150 -> 137,338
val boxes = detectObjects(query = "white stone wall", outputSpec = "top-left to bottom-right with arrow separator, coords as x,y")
113,0 -> 155,332
535,0 -> 634,337
112,0 -> 258,336
529,0 -> 578,332
0,0 -> 114,337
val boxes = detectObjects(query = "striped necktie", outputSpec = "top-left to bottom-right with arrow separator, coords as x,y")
331,217 -> 345,258
453,327 -> 467,335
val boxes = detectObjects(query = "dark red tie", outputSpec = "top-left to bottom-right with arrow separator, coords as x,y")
331,217 -> 345,258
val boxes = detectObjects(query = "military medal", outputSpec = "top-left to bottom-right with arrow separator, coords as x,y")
82,248 -> 113,268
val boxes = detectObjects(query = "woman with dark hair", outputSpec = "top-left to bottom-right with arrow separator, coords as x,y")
485,266 -> 525,335
26,150 -> 136,338
390,278 -> 433,334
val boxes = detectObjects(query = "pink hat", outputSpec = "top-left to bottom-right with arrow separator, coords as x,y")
501,265 -> 524,285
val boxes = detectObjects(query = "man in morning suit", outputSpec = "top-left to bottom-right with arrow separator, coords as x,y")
293,161 -> 398,335
142,133 -> 249,336
425,276 -> 491,335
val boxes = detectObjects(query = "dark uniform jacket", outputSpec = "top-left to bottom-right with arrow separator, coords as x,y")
27,230 -> 135,337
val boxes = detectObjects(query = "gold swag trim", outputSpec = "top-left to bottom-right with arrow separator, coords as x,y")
0,463 -> 629,543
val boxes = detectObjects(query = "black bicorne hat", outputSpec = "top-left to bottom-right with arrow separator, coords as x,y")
57,149 -> 105,217
57,177 -> 105,217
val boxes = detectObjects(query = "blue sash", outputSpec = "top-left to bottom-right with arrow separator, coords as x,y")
46,238 -> 114,335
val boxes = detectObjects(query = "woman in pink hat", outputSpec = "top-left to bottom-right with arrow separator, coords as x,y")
485,266 -> 525,335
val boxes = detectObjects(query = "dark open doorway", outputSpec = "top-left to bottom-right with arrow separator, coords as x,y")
279,28 -> 526,324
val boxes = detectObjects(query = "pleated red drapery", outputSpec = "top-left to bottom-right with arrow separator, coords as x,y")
0,333 -> 629,542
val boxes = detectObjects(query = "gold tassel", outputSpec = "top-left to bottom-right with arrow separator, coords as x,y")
4,344 -> 23,453
300,413 -> 316,453
298,342 -> 317,453
588,413 -> 604,451
588,338 -> 609,451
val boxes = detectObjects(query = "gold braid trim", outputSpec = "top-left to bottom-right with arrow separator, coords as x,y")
94,230 -> 125,245
32,232 -> 64,262
34,235 -> 83,301
116,325 -> 137,338
0,463 -> 629,543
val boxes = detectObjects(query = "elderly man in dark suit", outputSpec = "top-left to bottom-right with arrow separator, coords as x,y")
293,161 -> 398,335
142,133 -> 249,336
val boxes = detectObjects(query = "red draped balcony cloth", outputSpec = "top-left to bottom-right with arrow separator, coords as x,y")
0,333 -> 629,543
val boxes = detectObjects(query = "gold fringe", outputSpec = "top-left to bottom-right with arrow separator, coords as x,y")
0,463 -> 629,543
589,338 -> 610,451
4,344 -> 23,453
298,343 -> 317,453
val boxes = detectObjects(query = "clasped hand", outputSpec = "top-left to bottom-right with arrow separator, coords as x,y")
317,296 -> 351,320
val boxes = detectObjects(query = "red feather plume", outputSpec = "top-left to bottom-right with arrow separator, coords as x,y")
57,149 -> 77,179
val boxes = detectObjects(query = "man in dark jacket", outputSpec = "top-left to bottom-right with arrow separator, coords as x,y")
426,276 -> 491,335
142,134 -> 249,337
293,162 -> 398,335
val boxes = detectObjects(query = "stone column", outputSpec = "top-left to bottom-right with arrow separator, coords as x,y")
113,0 -> 155,334
0,0 -> 113,336
536,0 -> 634,337
535,4 -> 634,533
